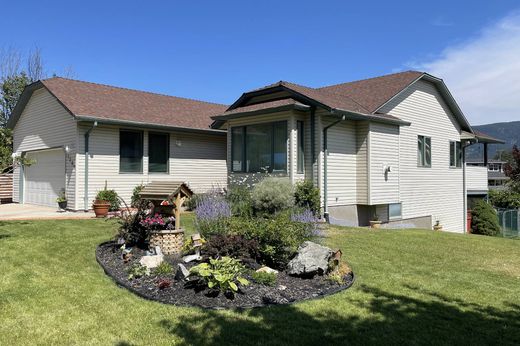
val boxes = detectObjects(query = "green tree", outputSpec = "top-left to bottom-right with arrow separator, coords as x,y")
0,72 -> 31,127
0,127 -> 12,172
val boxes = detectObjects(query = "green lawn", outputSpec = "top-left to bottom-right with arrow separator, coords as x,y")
1,216 -> 519,345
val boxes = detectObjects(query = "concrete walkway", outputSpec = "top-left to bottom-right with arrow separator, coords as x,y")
0,203 -> 95,220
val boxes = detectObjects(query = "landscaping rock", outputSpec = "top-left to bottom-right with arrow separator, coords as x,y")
256,266 -> 278,274
182,254 -> 202,263
287,241 -> 334,277
139,254 -> 164,269
175,263 -> 190,281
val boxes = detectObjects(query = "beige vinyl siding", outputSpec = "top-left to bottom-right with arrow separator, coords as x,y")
356,122 -> 369,204
368,122 -> 400,205
12,88 -> 77,207
76,124 -> 226,209
379,80 -> 464,232
322,117 -> 358,207
466,165 -> 488,192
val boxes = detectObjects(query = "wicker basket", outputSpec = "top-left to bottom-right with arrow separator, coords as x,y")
149,229 -> 185,255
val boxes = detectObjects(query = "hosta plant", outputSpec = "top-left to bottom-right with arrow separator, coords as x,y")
189,256 -> 249,294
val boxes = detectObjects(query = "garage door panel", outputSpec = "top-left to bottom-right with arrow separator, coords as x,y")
25,149 -> 65,207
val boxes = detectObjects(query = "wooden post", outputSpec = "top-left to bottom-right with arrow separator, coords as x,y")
174,192 -> 186,230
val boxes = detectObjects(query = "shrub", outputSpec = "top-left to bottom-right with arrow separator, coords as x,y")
251,271 -> 277,286
189,257 -> 249,295
127,263 -> 150,280
226,185 -> 253,217
489,189 -> 520,209
194,192 -> 232,237
471,200 -> 501,236
96,189 -> 120,211
131,184 -> 144,208
203,234 -> 259,264
251,177 -> 294,216
294,180 -> 321,215
235,211 -> 315,268
154,262 -> 173,275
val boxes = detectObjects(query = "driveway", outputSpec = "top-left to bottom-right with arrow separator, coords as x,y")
0,203 -> 95,220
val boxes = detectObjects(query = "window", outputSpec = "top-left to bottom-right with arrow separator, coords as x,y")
231,127 -> 244,172
417,135 -> 431,167
148,133 -> 169,173
297,121 -> 304,174
449,141 -> 462,168
231,121 -> 288,173
120,130 -> 143,173
388,203 -> 402,220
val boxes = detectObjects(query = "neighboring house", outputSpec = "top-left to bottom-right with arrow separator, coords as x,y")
467,159 -> 510,190
8,78 -> 228,210
211,71 -> 503,232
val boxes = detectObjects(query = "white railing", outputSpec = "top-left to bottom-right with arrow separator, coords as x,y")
466,165 -> 488,192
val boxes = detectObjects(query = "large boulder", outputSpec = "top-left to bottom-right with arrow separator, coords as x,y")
287,241 -> 334,277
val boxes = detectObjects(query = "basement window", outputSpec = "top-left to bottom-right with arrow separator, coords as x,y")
120,130 -> 143,173
388,203 -> 402,220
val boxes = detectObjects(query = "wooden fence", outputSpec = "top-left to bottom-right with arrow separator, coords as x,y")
0,173 -> 13,204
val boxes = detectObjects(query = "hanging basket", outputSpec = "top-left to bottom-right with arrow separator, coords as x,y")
149,229 -> 185,255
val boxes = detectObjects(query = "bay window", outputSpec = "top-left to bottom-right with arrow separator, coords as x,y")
231,121 -> 288,173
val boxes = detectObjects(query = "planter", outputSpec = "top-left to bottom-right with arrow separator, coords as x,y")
433,225 -> 443,231
149,229 -> 185,255
57,200 -> 68,210
369,221 -> 382,229
92,200 -> 110,218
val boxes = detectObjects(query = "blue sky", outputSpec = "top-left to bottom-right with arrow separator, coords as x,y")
2,0 -> 520,124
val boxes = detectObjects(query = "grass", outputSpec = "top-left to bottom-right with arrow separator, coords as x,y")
1,216 -> 520,345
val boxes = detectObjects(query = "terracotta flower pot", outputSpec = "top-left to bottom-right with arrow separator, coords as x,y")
92,200 -> 110,218
369,221 -> 382,229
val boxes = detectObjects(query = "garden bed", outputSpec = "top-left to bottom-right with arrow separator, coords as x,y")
96,241 -> 354,309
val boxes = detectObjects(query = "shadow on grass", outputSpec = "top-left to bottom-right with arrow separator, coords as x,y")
158,284 -> 520,345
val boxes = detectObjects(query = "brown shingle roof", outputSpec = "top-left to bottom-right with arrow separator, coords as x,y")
318,71 -> 423,113
42,77 -> 228,130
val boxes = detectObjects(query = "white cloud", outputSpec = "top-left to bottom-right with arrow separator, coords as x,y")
411,11 -> 520,125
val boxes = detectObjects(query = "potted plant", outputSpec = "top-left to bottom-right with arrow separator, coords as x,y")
92,190 -> 111,218
369,214 -> 382,229
433,220 -> 443,231
56,191 -> 67,211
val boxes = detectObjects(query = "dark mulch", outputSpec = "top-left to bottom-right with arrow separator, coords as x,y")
96,242 -> 354,309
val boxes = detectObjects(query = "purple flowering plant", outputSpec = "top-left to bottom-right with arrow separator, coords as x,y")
194,192 -> 232,237
291,208 -> 322,237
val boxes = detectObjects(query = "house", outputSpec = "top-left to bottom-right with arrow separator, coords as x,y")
211,71 -> 503,232
9,71 -> 502,233
7,78 -> 228,210
467,159 -> 510,190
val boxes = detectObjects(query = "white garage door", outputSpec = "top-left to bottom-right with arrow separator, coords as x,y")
24,149 -> 65,207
